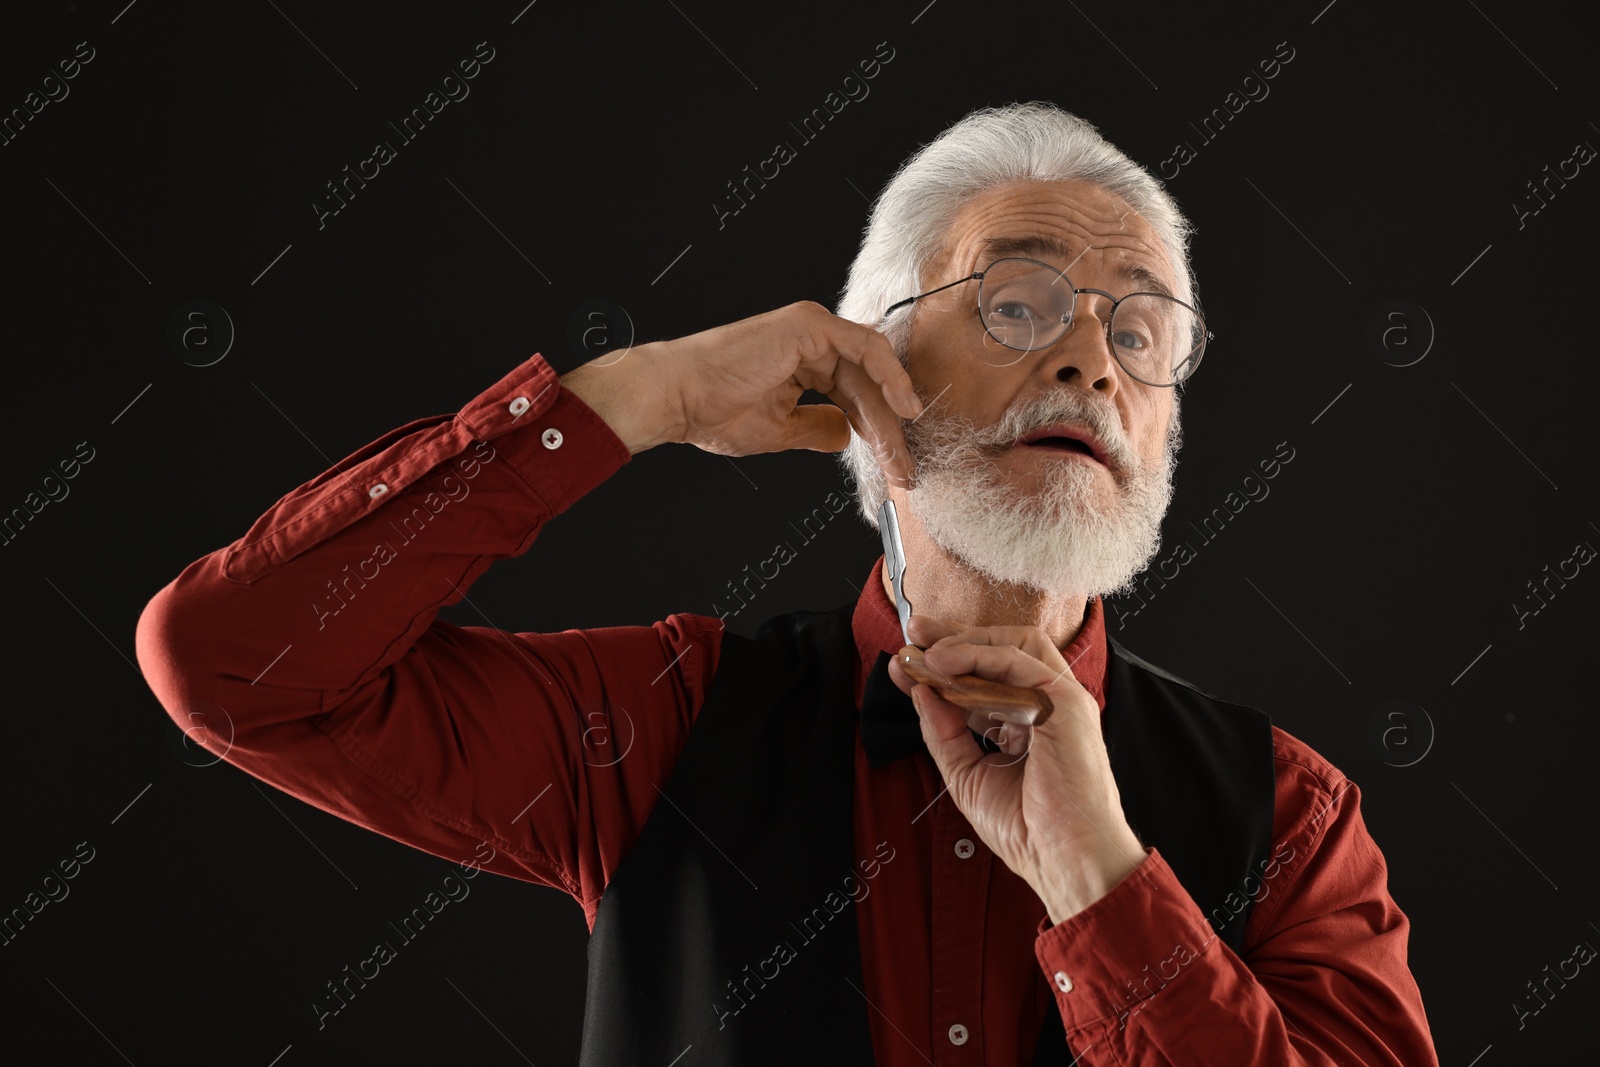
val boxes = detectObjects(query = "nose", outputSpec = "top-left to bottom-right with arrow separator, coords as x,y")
1042,291 -> 1120,396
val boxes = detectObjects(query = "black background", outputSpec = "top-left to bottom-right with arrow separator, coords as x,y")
2,0 -> 1596,1063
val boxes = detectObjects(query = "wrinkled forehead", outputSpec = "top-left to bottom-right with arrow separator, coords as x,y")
935,180 -> 1176,296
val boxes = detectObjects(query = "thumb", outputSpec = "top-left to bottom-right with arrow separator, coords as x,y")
784,403 -> 853,453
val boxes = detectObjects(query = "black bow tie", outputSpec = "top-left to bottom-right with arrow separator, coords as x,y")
859,649 -> 1004,768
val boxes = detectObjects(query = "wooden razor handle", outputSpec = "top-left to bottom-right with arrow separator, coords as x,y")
896,644 -> 1054,726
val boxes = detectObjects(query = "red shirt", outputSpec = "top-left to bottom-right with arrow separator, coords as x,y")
135,349 -> 1440,1065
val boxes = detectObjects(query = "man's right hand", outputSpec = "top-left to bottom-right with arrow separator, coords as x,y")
561,301 -> 924,489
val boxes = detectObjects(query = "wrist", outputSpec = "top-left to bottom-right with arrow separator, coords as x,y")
1039,835 -> 1148,925
559,342 -> 684,454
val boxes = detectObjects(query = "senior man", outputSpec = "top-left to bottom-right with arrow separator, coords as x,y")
136,101 -> 1439,1065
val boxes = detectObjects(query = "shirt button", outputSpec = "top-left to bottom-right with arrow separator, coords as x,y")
954,838 -> 975,859
368,483 -> 388,498
541,428 -> 563,450
947,1023 -> 969,1046
509,396 -> 531,417
1054,971 -> 1073,993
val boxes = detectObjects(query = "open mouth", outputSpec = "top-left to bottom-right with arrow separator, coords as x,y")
1017,436 -> 1102,463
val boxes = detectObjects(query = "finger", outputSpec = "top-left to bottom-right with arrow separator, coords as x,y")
821,333 -> 919,491
886,650 -> 913,695
781,402 -> 853,454
836,317 -> 923,422
928,625 -> 1070,672
965,708 -> 1033,760
922,641 -> 1073,691
906,614 -> 965,647
888,644 -> 965,692
829,367 -> 915,490
912,683 -> 987,783
804,383 -> 912,492
897,647 -> 1052,725
889,652 -> 976,702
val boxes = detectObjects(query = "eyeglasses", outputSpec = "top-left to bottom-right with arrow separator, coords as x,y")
879,256 -> 1211,387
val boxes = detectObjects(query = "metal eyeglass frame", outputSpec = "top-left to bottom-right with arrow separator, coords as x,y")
878,256 -> 1211,387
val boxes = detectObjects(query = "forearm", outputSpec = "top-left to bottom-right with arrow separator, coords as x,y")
559,340 -> 684,455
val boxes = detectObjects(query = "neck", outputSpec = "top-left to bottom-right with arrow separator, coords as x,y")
880,493 -> 1090,649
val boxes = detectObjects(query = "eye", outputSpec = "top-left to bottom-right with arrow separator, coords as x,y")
990,301 -> 1045,322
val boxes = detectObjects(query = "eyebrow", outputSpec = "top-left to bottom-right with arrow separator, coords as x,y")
975,233 -> 1177,301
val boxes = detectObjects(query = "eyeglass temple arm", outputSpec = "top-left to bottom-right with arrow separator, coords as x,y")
879,272 -> 984,320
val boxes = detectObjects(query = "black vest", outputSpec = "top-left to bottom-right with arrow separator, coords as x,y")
578,600 -> 1275,1065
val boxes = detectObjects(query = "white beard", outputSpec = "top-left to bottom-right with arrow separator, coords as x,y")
903,393 -> 1180,600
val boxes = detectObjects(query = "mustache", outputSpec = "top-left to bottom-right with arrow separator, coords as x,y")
904,389 -> 1131,471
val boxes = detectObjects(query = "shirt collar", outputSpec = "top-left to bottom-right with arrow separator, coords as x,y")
849,555 -> 1110,714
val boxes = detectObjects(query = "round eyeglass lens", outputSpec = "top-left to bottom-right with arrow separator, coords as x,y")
978,259 -> 1072,352
1106,293 -> 1200,386
978,259 -> 1202,384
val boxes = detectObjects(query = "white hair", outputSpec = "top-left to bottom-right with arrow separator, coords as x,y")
833,100 -> 1198,529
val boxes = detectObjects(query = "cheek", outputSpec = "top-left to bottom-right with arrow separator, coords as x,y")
975,335 -> 1032,374
911,339 -> 988,417
1132,396 -> 1171,451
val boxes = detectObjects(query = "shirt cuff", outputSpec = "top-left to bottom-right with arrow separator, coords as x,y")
1033,846 -> 1220,1033
458,350 -> 633,514
217,350 -> 631,585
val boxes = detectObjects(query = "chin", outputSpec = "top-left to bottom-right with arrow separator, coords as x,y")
910,459 -> 1169,599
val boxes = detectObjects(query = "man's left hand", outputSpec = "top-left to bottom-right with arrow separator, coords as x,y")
886,614 -> 1151,924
